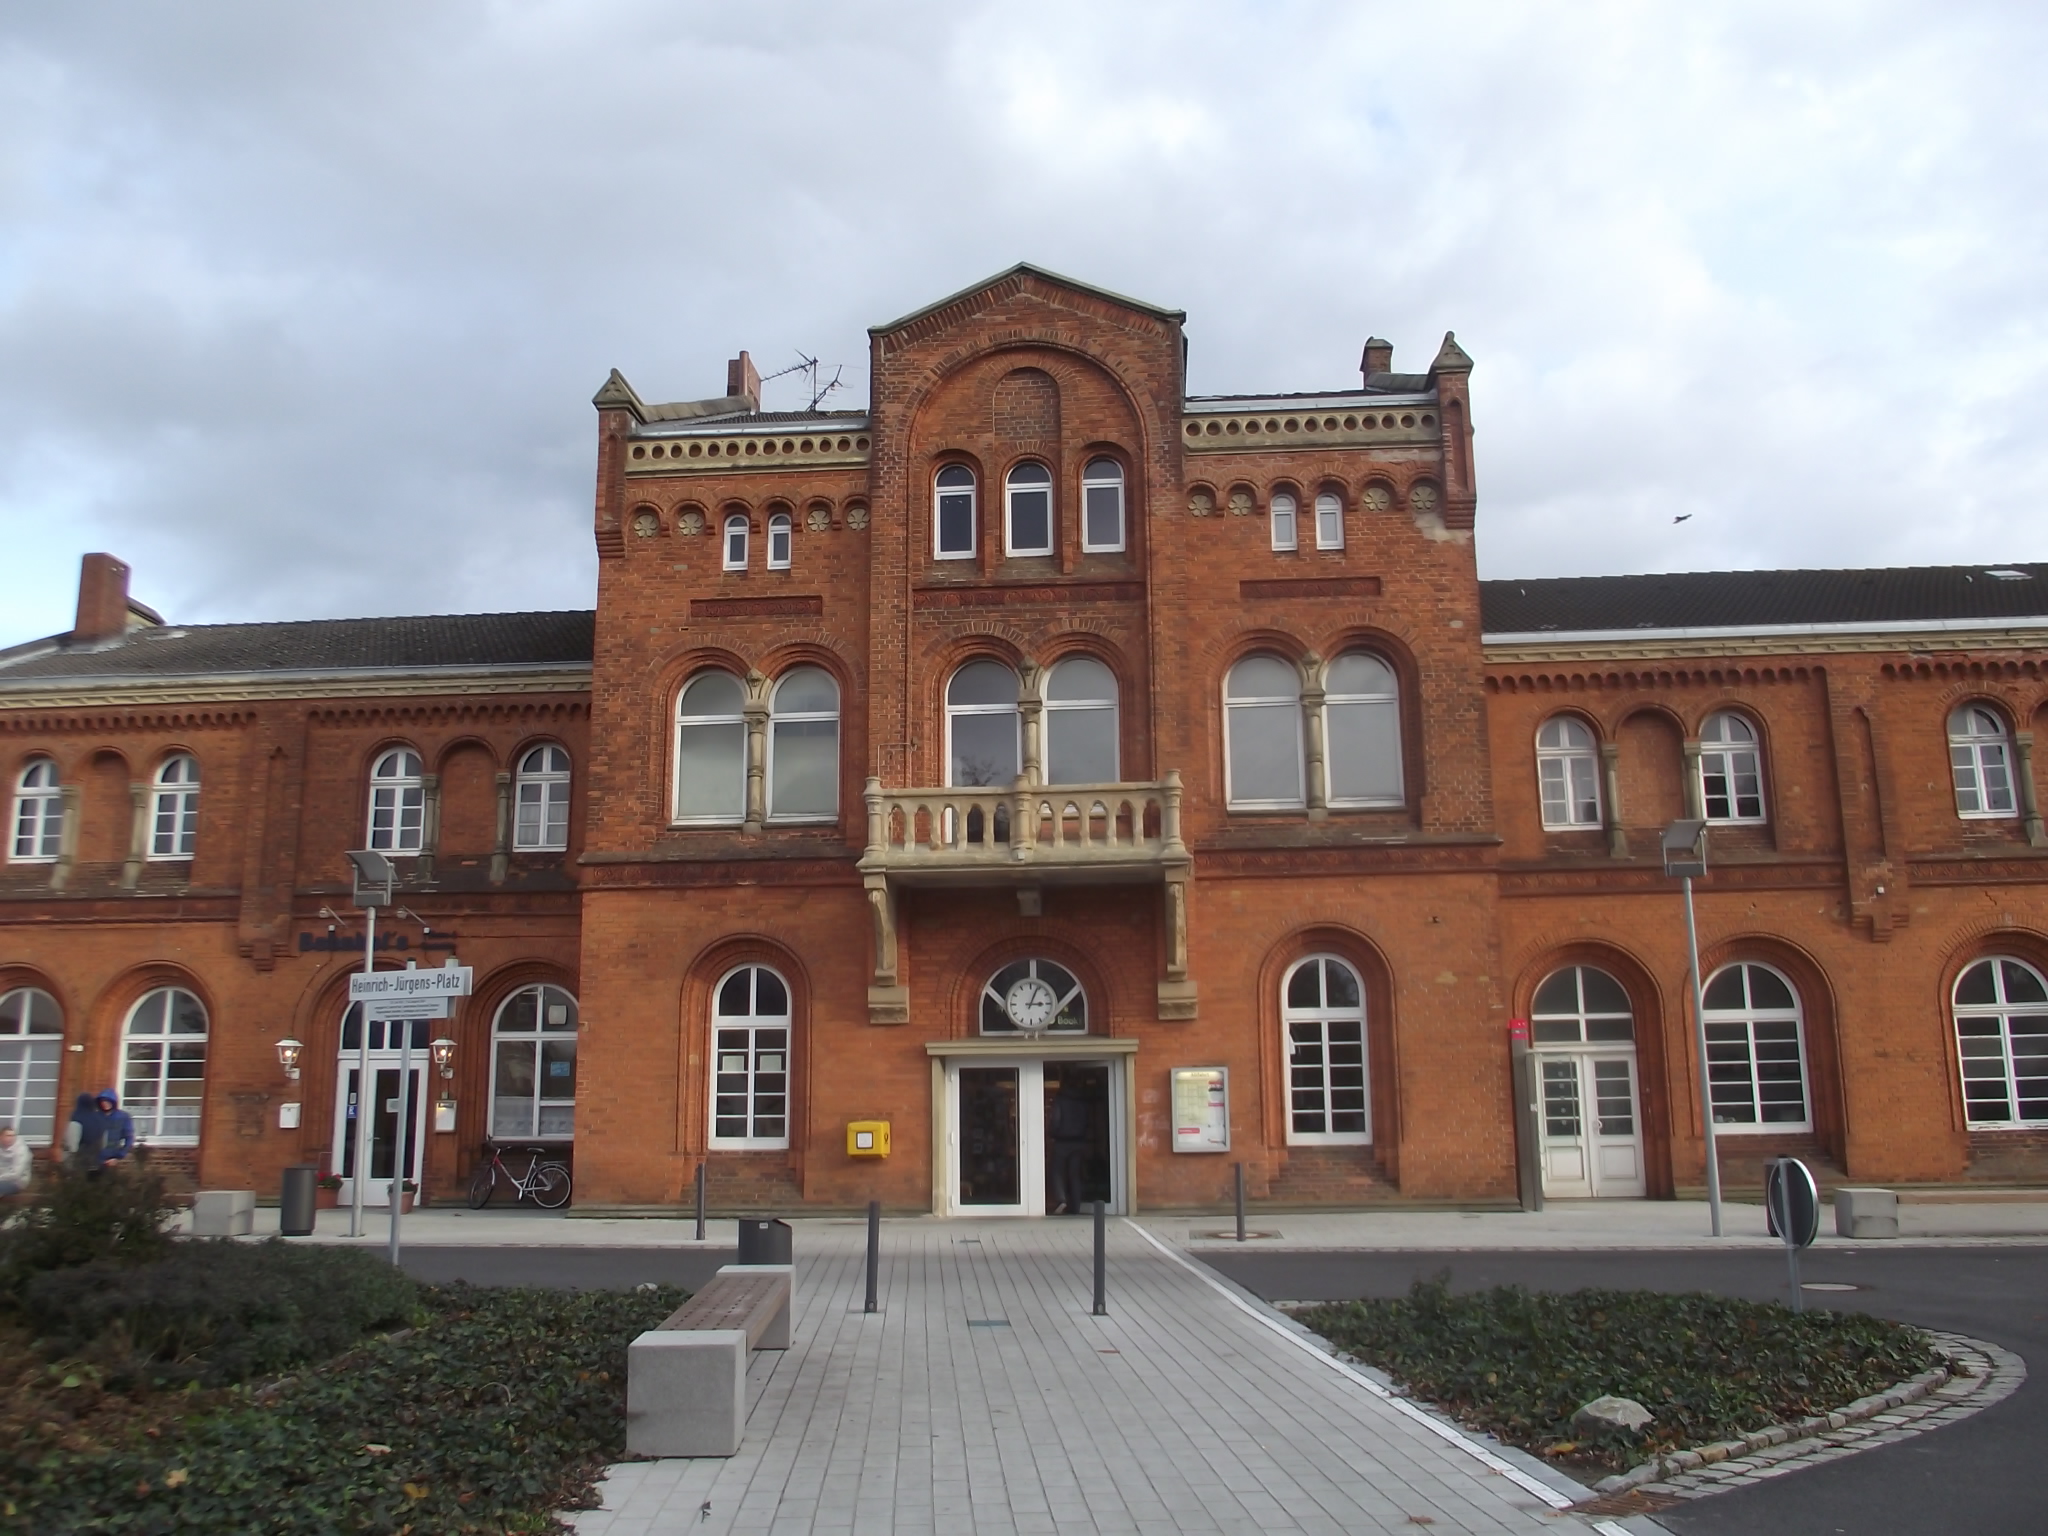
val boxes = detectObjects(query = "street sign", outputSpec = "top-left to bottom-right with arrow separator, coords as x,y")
1766,1156 -> 1821,1313
361,995 -> 450,1020
348,965 -> 473,1003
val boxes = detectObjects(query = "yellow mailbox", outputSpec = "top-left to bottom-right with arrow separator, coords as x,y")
846,1120 -> 890,1157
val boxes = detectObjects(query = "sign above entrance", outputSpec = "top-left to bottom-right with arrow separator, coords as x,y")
1171,1067 -> 1229,1152
361,995 -> 450,1020
348,965 -> 473,1003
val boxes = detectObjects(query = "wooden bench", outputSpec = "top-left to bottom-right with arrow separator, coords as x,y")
626,1262 -> 793,1457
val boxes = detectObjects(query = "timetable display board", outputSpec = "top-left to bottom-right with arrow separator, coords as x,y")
1170,1067 -> 1230,1152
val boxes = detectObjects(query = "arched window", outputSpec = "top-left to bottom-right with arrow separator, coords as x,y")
1314,490 -> 1344,550
1698,712 -> 1765,823
768,667 -> 839,821
674,671 -> 747,824
710,965 -> 790,1148
1269,491 -> 1298,552
1324,652 -> 1403,808
1225,655 -> 1305,810
121,987 -> 208,1144
1530,966 -> 1635,1042
722,513 -> 749,571
1045,657 -> 1119,784
514,744 -> 572,851
10,758 -> 61,863
366,749 -> 424,852
767,510 -> 793,570
1701,963 -> 1809,1129
1536,717 -> 1601,828
946,661 -> 1021,787
935,464 -> 976,558
1949,705 -> 2017,818
490,984 -> 579,1140
980,958 -> 1086,1034
1081,457 -> 1125,552
149,754 -> 200,858
0,987 -> 63,1144
1005,461 -> 1053,556
1953,958 -> 2048,1126
1283,956 -> 1368,1144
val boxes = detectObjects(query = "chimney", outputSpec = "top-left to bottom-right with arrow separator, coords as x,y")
72,553 -> 132,644
727,351 -> 761,411
1360,337 -> 1394,382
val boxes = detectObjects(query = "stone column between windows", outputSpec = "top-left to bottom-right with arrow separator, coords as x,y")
1301,651 -> 1328,822
489,770 -> 512,884
120,781 -> 148,890
49,784 -> 80,891
416,774 -> 442,882
1599,742 -> 1628,859
1682,738 -> 1705,820
2016,730 -> 2047,847
1018,662 -> 1044,787
742,671 -> 770,835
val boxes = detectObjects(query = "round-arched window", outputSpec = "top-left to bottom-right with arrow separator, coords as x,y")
711,966 -> 791,1148
1701,963 -> 1809,1129
980,959 -> 1086,1035
367,748 -> 424,852
1952,957 -> 2048,1126
946,661 -> 1021,787
1530,966 -> 1634,1043
1282,956 -> 1368,1144
0,987 -> 63,1143
675,671 -> 747,823
491,984 -> 579,1140
121,987 -> 209,1143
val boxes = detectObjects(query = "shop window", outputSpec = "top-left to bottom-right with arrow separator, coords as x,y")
1270,491 -> 1297,551
935,465 -> 976,558
1698,712 -> 1766,823
710,965 -> 790,1148
490,984 -> 579,1140
513,744 -> 572,851
1949,705 -> 2017,818
722,514 -> 749,571
121,987 -> 208,1144
1700,963 -> 1809,1129
767,511 -> 793,570
366,748 -> 424,853
946,661 -> 1021,787
1283,956 -> 1368,1144
1225,655 -> 1305,810
1314,491 -> 1344,550
674,671 -> 747,823
148,754 -> 200,858
1005,462 -> 1053,555
0,987 -> 62,1145
980,958 -> 1086,1034
1530,966 -> 1635,1042
1045,657 -> 1119,784
1324,653 -> 1403,808
1952,958 -> 2048,1126
1536,717 -> 1601,828
10,758 -> 61,863
1081,458 -> 1125,552
768,667 -> 839,822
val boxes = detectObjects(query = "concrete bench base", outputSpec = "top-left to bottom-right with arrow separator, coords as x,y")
626,1263 -> 792,1458
191,1189 -> 255,1237
1835,1187 -> 1899,1239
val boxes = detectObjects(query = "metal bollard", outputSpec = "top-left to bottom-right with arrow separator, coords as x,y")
1092,1200 -> 1107,1316
1234,1161 -> 1247,1243
865,1199 -> 880,1314
694,1162 -> 706,1242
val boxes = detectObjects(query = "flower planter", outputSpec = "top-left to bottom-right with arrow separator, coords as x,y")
315,1185 -> 342,1209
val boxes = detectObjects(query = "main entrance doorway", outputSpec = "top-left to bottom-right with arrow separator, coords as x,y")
943,1055 -> 1124,1216
1529,965 -> 1646,1199
332,1010 -> 432,1206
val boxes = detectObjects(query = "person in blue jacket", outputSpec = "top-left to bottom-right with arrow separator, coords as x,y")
62,1092 -> 104,1172
93,1090 -> 134,1168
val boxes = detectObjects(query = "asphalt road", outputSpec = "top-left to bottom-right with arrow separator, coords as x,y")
1199,1246 -> 2047,1536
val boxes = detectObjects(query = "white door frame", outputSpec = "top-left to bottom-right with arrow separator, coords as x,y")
332,1056 -> 431,1206
1534,1047 -> 1646,1199
927,1037 -> 1138,1217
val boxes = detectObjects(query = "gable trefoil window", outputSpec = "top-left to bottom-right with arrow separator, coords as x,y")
935,466 -> 976,558
1081,458 -> 1125,552
723,514 -> 749,571
1269,491 -> 1298,552
1005,462 -> 1053,556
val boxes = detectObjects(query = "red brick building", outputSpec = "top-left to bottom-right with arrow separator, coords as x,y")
4,266 -> 2046,1213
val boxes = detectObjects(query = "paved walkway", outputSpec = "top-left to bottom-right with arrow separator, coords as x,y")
568,1218 -> 1637,1536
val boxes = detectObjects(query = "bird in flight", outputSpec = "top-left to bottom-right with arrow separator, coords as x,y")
1673,514 -> 1693,523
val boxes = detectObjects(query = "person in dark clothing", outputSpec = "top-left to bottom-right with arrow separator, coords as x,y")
62,1092 -> 104,1172
94,1091 -> 134,1168
1047,1081 -> 1092,1214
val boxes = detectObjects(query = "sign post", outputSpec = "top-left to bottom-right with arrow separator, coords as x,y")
1509,1017 -> 1542,1212
349,961 -> 472,1266
343,852 -> 393,1240
1663,819 -> 1724,1237
1766,1156 -> 1820,1312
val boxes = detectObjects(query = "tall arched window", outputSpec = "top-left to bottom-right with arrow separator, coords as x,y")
980,958 -> 1087,1034
10,758 -> 62,863
1701,963 -> 1809,1129
366,749 -> 425,852
710,965 -> 790,1148
675,672 -> 747,824
1045,657 -> 1119,784
1269,491 -> 1298,552
1530,966 -> 1635,1042
947,661 -> 1021,787
1953,958 -> 2048,1126
1314,490 -> 1344,550
767,510 -> 793,570
513,744 -> 572,851
935,465 -> 976,558
122,987 -> 208,1144
768,667 -> 839,821
1324,653 -> 1403,808
1536,717 -> 1601,828
1005,461 -> 1053,555
149,754 -> 200,858
1225,656 -> 1305,810
1283,956 -> 1368,1144
1081,457 -> 1125,552
0,987 -> 63,1144
1949,705 -> 2017,818
722,513 -> 749,571
1698,712 -> 1765,823
490,984 -> 579,1140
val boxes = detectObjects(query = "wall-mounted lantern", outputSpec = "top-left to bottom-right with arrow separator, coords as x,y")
430,1037 -> 456,1080
276,1038 -> 304,1080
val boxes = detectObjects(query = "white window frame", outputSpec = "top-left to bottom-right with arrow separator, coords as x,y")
513,743 -> 572,851
1529,966 -> 1636,1044
709,964 -> 792,1150
121,986 -> 209,1145
1322,652 -> 1403,809
366,748 -> 425,853
0,986 -> 64,1146
488,983 -> 579,1141
1044,656 -> 1120,786
1269,491 -> 1298,552
673,671 -> 748,826
1004,461 -> 1054,557
935,465 -> 977,559
767,511 -> 793,570
1952,957 -> 2048,1128
1536,717 -> 1602,829
1080,457 -> 1125,553
766,666 -> 840,823
1949,705 -> 2017,819
1700,962 -> 1811,1132
11,757 -> 63,863
1224,656 -> 1306,811
148,753 -> 200,859
1282,955 -> 1370,1145
945,661 -> 1023,789
722,513 -> 749,571
1698,711 -> 1767,824
1314,490 -> 1344,550
978,957 -> 1088,1035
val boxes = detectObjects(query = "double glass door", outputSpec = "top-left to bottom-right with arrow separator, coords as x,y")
950,1058 -> 1118,1216
332,1061 -> 429,1206
1535,1050 -> 1646,1198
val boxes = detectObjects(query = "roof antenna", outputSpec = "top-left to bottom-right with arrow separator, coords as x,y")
758,351 -> 846,412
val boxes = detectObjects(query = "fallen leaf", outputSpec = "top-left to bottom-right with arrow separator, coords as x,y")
362,1444 -> 393,1456
164,1470 -> 189,1489
403,1483 -> 430,1501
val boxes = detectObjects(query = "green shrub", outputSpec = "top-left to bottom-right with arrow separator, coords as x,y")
0,1162 -> 175,1294
21,1241 -> 418,1389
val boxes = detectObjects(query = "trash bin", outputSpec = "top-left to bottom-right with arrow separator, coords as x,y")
280,1164 -> 319,1237
737,1217 -> 792,1265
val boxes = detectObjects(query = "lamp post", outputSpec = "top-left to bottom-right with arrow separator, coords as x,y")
345,850 -> 395,1240
275,1038 -> 303,1080
1662,818 -> 1723,1237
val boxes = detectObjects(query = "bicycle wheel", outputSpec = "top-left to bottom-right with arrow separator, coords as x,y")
530,1163 -> 572,1209
466,1157 -> 496,1210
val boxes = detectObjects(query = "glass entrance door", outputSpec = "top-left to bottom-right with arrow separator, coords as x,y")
957,1066 -> 1025,1211
947,1057 -> 1121,1216
1536,1050 -> 1645,1198
332,1063 -> 429,1206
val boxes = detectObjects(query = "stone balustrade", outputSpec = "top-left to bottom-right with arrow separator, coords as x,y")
859,772 -> 1186,879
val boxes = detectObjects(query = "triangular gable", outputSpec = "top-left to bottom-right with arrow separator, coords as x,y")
869,263 -> 1185,342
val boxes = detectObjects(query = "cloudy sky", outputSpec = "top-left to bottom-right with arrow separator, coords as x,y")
4,1 -> 2045,646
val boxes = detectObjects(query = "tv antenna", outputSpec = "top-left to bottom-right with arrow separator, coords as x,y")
758,351 -> 846,412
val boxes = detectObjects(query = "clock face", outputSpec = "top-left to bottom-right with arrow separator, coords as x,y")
1004,976 -> 1059,1030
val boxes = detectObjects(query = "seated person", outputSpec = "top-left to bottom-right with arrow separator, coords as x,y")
0,1126 -> 33,1197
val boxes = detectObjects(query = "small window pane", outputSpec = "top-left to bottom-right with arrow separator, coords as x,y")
680,672 -> 745,715
1325,961 -> 1361,1008
1531,970 -> 1579,1016
1288,965 -> 1321,1008
676,721 -> 745,819
1228,702 -> 1302,804
949,662 -> 1019,706
1227,656 -> 1299,701
771,718 -> 838,818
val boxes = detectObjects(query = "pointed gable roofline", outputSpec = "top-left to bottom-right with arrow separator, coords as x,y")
870,263 -> 1186,344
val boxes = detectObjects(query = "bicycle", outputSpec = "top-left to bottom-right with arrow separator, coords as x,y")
467,1142 -> 572,1209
